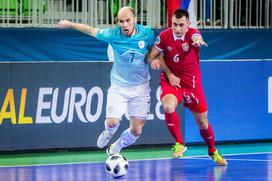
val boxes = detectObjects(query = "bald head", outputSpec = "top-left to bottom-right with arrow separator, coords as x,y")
117,6 -> 137,36
117,6 -> 135,18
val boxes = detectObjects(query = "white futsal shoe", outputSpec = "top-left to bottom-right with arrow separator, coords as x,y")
97,130 -> 113,149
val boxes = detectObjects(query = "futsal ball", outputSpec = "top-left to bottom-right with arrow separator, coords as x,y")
105,154 -> 129,178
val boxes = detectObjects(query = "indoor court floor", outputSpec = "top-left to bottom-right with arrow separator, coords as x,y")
0,142 -> 271,181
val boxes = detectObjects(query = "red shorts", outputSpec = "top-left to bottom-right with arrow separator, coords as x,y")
160,80 -> 208,113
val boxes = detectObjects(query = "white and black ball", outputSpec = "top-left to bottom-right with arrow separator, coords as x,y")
105,154 -> 129,178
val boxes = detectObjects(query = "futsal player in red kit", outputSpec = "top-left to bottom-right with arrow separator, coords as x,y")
147,9 -> 227,166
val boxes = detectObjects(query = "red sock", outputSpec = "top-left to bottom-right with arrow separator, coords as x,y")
165,111 -> 184,144
199,123 -> 216,155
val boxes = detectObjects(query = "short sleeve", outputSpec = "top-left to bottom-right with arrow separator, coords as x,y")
154,33 -> 164,52
96,27 -> 116,43
190,29 -> 201,41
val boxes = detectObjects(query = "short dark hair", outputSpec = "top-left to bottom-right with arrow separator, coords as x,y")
173,9 -> 189,19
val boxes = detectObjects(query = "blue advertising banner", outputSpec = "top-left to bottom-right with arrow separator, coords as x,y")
0,62 -> 182,151
0,28 -> 272,61
201,29 -> 272,60
1,60 -> 271,150
185,60 -> 272,143
0,64 -> 12,150
0,28 -> 108,61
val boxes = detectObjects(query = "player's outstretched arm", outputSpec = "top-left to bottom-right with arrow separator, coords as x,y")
192,34 -> 208,47
57,20 -> 99,37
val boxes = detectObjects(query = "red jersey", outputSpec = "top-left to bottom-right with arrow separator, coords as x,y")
155,27 -> 202,90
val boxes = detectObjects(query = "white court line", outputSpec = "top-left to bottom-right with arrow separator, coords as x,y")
0,151 -> 272,168
182,151 -> 272,158
182,157 -> 272,162
218,151 -> 272,157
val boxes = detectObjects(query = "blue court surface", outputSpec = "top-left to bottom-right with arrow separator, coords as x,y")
0,152 -> 271,181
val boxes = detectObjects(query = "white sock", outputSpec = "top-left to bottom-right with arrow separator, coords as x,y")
112,129 -> 139,153
105,120 -> 119,136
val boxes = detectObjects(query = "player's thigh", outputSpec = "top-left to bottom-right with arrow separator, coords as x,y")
184,88 -> 207,113
127,93 -> 150,119
106,87 -> 127,119
160,80 -> 183,104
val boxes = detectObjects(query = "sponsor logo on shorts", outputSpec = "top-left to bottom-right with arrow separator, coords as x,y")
107,106 -> 113,114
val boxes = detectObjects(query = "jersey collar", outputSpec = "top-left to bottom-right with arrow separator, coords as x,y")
172,28 -> 189,41
173,32 -> 185,41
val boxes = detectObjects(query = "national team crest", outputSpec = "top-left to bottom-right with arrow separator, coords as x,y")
182,42 -> 190,52
138,40 -> 145,49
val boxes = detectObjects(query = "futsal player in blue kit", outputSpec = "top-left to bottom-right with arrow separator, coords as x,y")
57,6 -> 154,156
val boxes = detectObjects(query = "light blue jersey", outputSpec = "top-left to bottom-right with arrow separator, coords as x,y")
96,24 -> 154,87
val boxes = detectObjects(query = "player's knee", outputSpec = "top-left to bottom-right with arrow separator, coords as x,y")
106,118 -> 119,128
130,128 -> 142,137
163,104 -> 176,113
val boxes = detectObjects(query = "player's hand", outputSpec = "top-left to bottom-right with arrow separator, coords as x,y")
168,73 -> 181,89
150,59 -> 161,70
192,35 -> 208,47
57,20 -> 73,28
192,39 -> 208,47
